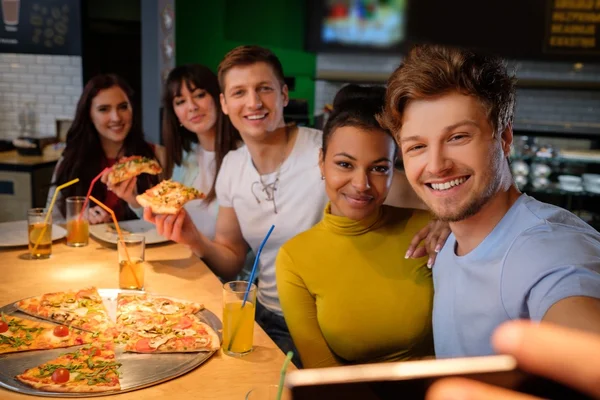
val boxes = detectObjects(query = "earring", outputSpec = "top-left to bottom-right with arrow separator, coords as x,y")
180,123 -> 183,127
321,175 -> 325,180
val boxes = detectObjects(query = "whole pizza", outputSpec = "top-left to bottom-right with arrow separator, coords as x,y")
3,287 -> 220,393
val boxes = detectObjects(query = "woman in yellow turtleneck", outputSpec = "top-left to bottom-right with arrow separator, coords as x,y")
276,85 -> 434,369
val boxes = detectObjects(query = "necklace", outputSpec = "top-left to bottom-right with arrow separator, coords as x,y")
251,125 -> 292,214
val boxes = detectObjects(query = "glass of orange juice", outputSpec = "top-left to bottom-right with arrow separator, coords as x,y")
222,280 -> 257,357
66,196 -> 89,247
27,208 -> 52,259
117,235 -> 145,291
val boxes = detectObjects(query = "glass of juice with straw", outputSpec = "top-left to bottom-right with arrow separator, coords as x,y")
66,196 -> 89,247
222,281 -> 257,356
27,208 -> 52,259
117,234 -> 145,290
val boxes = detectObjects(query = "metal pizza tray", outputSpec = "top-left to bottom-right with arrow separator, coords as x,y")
0,288 -> 222,397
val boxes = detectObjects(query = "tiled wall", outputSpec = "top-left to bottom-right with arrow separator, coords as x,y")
0,53 -> 82,140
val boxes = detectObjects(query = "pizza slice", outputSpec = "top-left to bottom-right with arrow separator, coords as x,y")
123,314 -> 220,353
0,313 -> 97,354
15,287 -> 117,339
136,180 -> 205,214
16,342 -> 121,393
116,293 -> 203,320
107,155 -> 162,185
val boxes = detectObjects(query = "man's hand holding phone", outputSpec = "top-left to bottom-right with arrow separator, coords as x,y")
427,320 -> 600,399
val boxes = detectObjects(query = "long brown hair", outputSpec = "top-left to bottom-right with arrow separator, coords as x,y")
53,74 -> 159,218
161,64 -> 240,203
378,44 -> 516,140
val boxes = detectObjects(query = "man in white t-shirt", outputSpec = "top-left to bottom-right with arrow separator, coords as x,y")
145,46 -> 432,366
147,46 -> 324,366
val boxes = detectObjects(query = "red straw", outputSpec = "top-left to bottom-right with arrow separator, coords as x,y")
78,167 -> 110,221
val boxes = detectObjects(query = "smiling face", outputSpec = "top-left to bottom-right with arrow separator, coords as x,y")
320,125 -> 396,221
399,91 -> 511,222
172,81 -> 218,138
90,86 -> 132,146
219,62 -> 288,140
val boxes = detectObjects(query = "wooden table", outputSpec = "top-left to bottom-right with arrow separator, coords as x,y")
0,238 -> 294,399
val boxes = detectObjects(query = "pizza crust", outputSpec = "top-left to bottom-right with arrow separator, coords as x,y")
15,375 -> 119,393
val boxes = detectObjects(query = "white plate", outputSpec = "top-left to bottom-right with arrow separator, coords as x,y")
89,219 -> 170,245
0,220 -> 67,247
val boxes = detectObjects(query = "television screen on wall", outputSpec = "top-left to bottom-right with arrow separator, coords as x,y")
307,0 -> 407,54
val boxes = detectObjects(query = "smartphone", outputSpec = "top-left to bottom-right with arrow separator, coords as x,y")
285,354 -> 592,399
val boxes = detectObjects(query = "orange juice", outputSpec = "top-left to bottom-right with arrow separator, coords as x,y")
222,301 -> 255,354
66,219 -> 89,247
119,258 -> 145,290
28,222 -> 51,259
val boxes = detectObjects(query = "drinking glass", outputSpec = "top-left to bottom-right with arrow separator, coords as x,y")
117,235 -> 145,290
66,196 -> 89,247
27,208 -> 51,259
222,281 -> 257,356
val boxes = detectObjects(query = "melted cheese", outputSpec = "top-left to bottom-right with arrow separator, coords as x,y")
73,307 -> 88,317
158,304 -> 179,315
41,329 -> 66,344
174,328 -> 196,337
149,333 -> 175,349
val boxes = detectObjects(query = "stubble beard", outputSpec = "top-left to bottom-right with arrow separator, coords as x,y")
425,152 -> 506,223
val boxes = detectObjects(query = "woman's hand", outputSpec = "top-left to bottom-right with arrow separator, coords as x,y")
88,206 -> 112,224
426,321 -> 600,400
100,170 -> 140,207
406,219 -> 451,268
143,208 -> 203,254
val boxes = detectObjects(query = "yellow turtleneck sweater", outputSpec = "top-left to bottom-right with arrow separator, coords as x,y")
276,204 -> 434,369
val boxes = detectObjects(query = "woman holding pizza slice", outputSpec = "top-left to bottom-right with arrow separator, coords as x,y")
48,74 -> 164,223
160,64 -> 241,239
144,46 -> 449,367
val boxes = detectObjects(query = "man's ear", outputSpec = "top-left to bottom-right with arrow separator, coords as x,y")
282,84 -> 289,107
220,93 -> 229,115
500,123 -> 513,157
318,148 -> 325,178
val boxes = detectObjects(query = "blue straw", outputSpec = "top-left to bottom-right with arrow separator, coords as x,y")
242,224 -> 275,307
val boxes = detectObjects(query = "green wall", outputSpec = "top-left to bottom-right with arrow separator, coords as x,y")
175,0 -> 316,118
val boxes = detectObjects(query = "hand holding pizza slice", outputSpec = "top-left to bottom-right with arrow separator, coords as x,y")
106,156 -> 162,185
136,180 -> 205,215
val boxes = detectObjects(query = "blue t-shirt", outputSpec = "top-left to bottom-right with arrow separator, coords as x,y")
433,194 -> 600,358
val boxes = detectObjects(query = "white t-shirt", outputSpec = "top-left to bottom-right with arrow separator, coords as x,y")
172,143 -> 219,239
216,127 -> 327,315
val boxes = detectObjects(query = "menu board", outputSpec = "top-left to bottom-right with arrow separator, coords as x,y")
544,0 -> 600,56
0,0 -> 81,55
